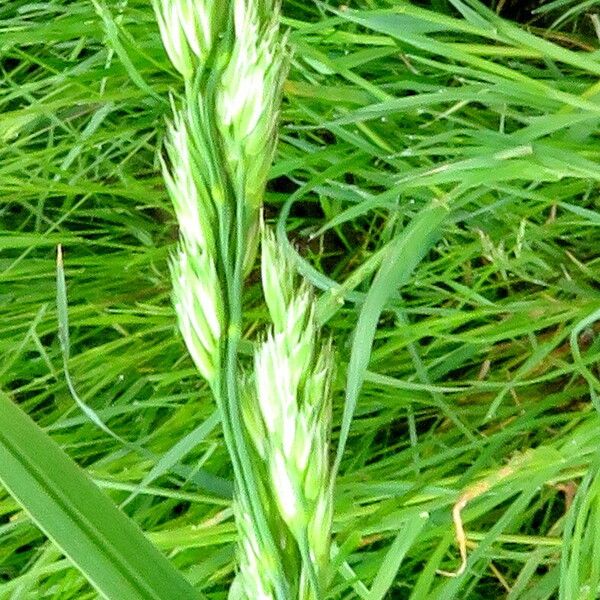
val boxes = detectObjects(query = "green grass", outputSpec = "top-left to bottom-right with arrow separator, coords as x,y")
1,0 -> 600,598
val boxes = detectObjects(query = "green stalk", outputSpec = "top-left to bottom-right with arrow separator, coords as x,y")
299,530 -> 321,600
226,178 -> 290,599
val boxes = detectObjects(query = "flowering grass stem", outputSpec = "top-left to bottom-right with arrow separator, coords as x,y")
154,0 -> 334,597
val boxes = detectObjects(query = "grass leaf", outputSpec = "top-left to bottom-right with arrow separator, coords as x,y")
333,202 -> 448,475
0,391 -> 201,599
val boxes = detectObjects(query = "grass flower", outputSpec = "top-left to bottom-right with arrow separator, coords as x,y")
217,0 -> 287,183
154,1 -> 330,597
229,496 -> 282,600
216,0 -> 288,273
161,107 -> 223,388
170,245 -> 222,386
152,0 -> 221,78
241,227 -> 335,598
162,109 -> 217,254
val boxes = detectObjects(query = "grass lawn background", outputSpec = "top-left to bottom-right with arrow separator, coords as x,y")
1,0 -> 599,597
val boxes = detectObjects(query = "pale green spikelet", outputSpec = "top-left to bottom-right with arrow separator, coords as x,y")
240,226 -> 335,597
162,102 -> 224,387
217,0 -> 286,165
260,226 -> 295,333
254,323 -> 334,545
162,108 -> 217,256
153,0 -> 222,78
217,0 -> 288,272
230,500 -> 277,600
170,244 -> 222,386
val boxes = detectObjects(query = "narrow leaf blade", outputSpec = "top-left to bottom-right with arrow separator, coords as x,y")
333,203 -> 448,474
0,391 -> 200,600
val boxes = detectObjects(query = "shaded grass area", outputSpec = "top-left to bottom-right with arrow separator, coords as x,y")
1,0 -> 600,598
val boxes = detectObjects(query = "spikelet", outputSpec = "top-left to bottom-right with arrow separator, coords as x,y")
217,0 -> 287,185
229,497 -> 277,600
217,0 -> 288,272
153,0 -> 222,78
170,244 -> 222,385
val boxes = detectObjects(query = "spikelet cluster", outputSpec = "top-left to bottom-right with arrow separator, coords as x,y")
217,0 -> 288,206
162,106 -> 222,384
154,2 -> 335,598
217,0 -> 288,273
240,227 -> 335,597
155,0 -> 286,385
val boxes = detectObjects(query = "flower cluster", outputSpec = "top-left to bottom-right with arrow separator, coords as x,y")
217,0 -> 288,204
216,0 -> 288,273
242,227 -> 334,596
155,0 -> 287,385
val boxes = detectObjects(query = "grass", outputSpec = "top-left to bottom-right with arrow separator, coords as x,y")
1,0 -> 600,598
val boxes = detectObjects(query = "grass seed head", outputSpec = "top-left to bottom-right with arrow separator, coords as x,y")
233,498 -> 279,600
217,1 -> 288,211
260,226 -> 296,332
241,226 -> 334,588
163,109 -> 217,256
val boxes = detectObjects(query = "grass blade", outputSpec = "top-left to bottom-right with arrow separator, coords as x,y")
368,511 -> 429,600
0,391 -> 201,599
333,202 -> 448,475
56,245 -> 127,443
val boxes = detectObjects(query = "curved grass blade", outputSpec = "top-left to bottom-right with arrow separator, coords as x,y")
368,511 -> 429,600
56,245 -> 127,444
332,202 -> 449,476
0,390 -> 201,600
